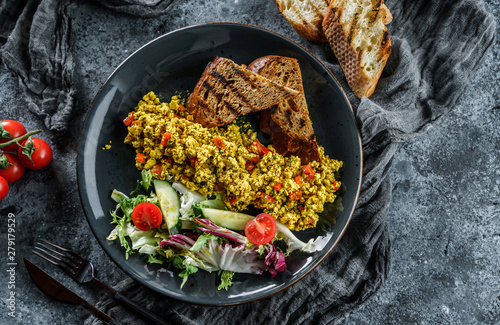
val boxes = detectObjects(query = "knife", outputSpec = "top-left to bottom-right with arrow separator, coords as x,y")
24,258 -> 122,325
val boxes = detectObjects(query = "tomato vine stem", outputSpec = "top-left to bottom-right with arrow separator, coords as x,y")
0,129 -> 43,149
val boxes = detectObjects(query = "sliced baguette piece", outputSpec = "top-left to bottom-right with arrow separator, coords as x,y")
322,0 -> 392,98
248,55 -> 321,164
275,0 -> 330,43
187,57 -> 301,128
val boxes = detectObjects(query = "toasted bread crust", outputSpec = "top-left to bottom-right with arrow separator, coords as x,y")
323,0 -> 392,98
248,55 -> 321,164
275,0 -> 330,43
187,57 -> 300,128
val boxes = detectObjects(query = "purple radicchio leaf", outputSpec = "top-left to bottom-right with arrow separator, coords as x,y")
160,234 -> 196,250
264,244 -> 287,278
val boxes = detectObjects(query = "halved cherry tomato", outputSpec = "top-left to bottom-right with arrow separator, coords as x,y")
0,153 -> 25,183
273,182 -> 282,191
245,213 -> 277,245
132,202 -> 163,231
295,175 -> 302,185
18,138 -> 53,170
332,181 -> 341,191
0,176 -> 8,199
0,120 -> 27,152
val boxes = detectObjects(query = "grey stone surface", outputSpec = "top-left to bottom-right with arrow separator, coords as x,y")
0,0 -> 498,324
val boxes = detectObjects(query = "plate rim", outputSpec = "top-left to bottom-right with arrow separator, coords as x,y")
76,21 -> 363,306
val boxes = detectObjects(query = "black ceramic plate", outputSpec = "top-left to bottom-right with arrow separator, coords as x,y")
77,23 -> 362,305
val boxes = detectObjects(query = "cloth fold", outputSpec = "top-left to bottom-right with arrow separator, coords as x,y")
1,0 -> 75,131
1,0 -> 495,324
0,0 -> 177,131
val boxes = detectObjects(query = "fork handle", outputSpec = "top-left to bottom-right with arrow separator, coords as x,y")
91,278 -> 117,296
91,278 -> 168,325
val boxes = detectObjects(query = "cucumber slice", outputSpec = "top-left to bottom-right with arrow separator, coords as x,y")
200,208 -> 254,231
153,179 -> 181,235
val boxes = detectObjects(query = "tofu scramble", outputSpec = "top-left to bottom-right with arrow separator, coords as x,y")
124,91 -> 343,231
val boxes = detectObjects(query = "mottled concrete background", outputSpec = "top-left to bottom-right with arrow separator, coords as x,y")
0,0 -> 498,324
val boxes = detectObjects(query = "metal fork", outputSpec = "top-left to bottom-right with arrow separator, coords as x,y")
34,240 -> 168,325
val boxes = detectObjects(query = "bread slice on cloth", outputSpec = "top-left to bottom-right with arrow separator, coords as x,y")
275,0 -> 330,43
248,55 -> 321,164
322,0 -> 392,98
187,57 -> 301,128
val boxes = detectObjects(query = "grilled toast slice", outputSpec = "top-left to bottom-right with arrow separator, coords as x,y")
323,0 -> 392,98
248,55 -> 321,164
187,57 -> 301,128
275,0 -> 330,43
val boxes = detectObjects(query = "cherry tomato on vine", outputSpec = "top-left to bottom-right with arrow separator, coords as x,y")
245,213 -> 277,245
0,120 -> 27,152
18,138 -> 53,170
0,176 -> 9,200
132,202 -> 163,231
0,153 -> 25,183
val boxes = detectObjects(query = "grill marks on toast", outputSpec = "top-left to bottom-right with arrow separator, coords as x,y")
187,57 -> 300,128
188,56 -> 322,164
248,55 -> 321,164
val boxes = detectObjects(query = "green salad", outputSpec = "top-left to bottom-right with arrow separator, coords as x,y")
107,170 -> 317,290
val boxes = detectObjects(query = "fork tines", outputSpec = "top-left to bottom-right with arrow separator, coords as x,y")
33,240 -> 82,275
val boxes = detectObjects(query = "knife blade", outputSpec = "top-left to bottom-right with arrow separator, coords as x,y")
24,258 -> 121,325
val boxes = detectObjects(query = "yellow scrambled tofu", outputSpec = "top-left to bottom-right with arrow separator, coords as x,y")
125,91 -> 343,231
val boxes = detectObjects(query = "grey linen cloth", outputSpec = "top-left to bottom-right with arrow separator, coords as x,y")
0,0 -> 177,131
1,0 -> 495,324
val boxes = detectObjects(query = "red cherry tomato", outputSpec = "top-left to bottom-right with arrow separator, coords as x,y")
0,153 -> 25,183
18,138 -> 53,170
132,202 -> 163,231
0,120 -> 27,152
245,213 -> 277,245
0,176 -> 8,200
